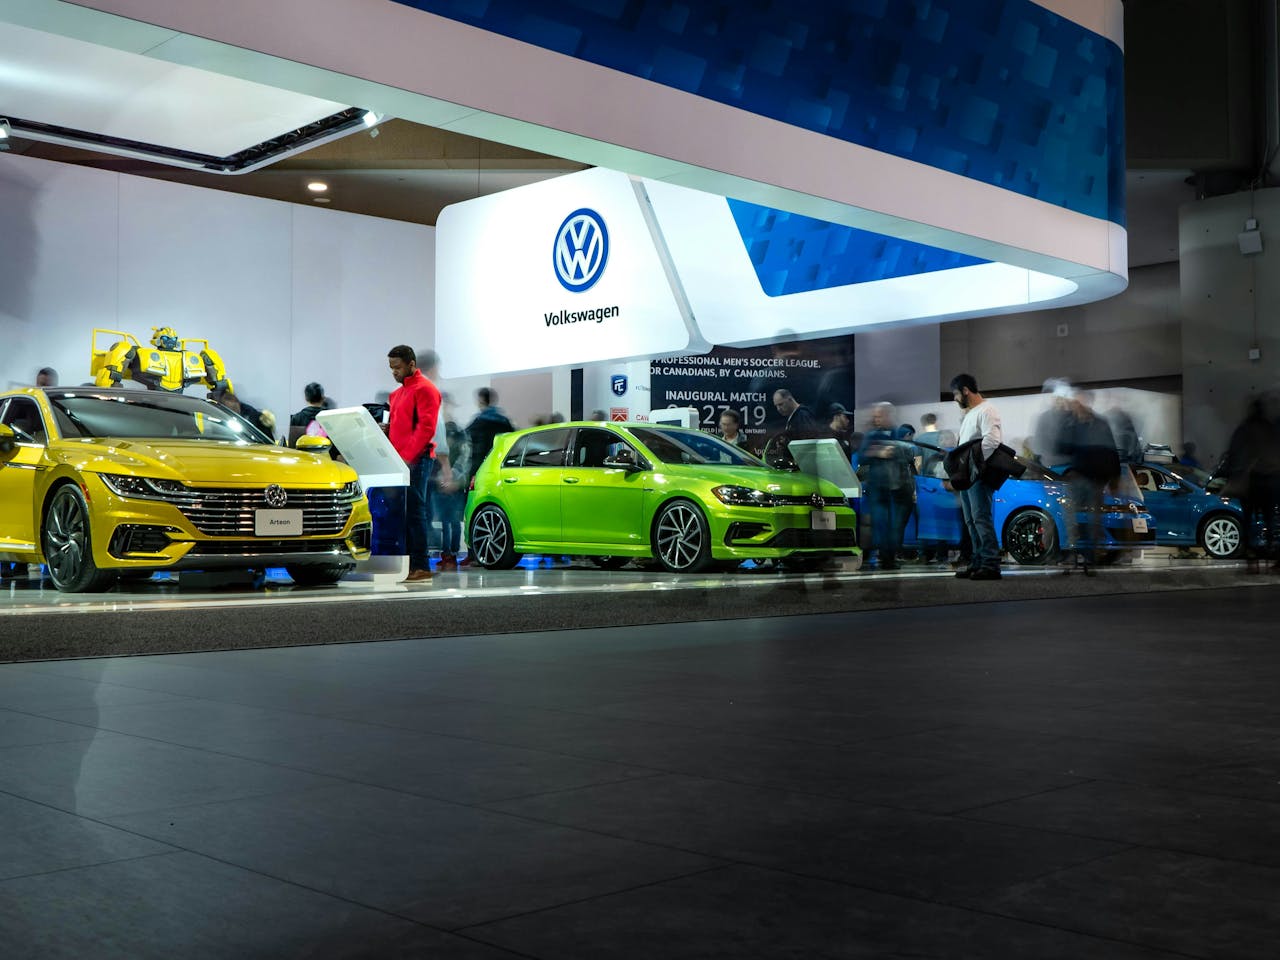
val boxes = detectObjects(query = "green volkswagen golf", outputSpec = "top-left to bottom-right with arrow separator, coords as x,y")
464,422 -> 857,572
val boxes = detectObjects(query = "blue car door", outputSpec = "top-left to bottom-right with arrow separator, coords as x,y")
913,474 -> 964,544
1132,464 -> 1191,545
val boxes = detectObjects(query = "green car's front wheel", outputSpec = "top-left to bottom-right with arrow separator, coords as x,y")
469,505 -> 520,569
652,500 -> 711,573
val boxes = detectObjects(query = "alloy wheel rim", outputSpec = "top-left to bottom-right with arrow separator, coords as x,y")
1205,518 -> 1240,557
1009,514 -> 1048,563
473,509 -> 508,565
45,491 -> 87,586
656,504 -> 702,570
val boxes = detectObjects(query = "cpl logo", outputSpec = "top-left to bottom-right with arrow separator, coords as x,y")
553,208 -> 609,293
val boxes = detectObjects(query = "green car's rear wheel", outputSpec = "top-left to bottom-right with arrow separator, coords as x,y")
652,500 -> 711,573
43,484 -> 112,593
470,505 -> 520,569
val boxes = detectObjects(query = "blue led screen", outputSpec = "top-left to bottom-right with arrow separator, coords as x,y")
727,198 -> 989,296
395,0 -> 1125,226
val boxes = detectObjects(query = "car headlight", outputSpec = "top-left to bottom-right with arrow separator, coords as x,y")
712,485 -> 776,507
98,474 -> 187,499
338,480 -> 362,499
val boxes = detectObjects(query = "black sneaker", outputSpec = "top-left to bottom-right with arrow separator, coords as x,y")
970,568 -> 1002,581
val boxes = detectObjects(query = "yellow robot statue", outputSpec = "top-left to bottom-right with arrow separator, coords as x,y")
91,327 -> 232,394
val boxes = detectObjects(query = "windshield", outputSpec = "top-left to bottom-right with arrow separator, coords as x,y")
1164,461 -> 1213,488
1015,458 -> 1057,482
50,393 -> 271,443
628,427 -> 765,466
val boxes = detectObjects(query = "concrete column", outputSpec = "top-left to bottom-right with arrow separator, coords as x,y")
1179,189 -> 1280,461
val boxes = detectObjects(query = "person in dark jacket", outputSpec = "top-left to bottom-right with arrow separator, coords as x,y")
857,403 -> 913,571
1060,391 -> 1120,575
1221,390 -> 1280,571
465,387 -> 515,486
772,389 -> 822,440
290,382 -> 328,431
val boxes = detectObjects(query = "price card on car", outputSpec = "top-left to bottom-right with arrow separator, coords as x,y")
255,509 -> 303,536
1132,517 -> 1148,533
810,510 -> 837,531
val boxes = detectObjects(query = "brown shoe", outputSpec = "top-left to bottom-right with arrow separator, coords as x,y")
400,569 -> 433,584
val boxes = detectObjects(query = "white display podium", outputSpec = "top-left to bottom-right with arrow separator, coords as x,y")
316,406 -> 410,582
647,407 -> 700,429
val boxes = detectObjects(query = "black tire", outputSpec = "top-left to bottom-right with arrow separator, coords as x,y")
469,504 -> 520,569
42,484 -> 112,593
1003,509 -> 1059,566
651,499 -> 712,573
1199,513 -> 1244,559
589,556 -> 631,570
286,563 -> 353,586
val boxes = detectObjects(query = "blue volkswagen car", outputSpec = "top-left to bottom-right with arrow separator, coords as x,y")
904,458 -> 1155,565
1129,457 -> 1245,558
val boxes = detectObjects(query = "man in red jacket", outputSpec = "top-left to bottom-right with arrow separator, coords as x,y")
386,344 -> 441,583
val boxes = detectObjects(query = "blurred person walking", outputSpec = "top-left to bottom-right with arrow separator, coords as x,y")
949,374 -> 1003,580
1221,391 -> 1280,572
857,403 -> 913,571
433,393 -> 469,570
1060,391 -> 1120,575
465,387 -> 515,485
718,409 -> 753,451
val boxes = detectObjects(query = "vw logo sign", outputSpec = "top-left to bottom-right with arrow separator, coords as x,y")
553,208 -> 609,293
264,484 -> 288,508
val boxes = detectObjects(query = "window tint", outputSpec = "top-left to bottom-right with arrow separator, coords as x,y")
1,397 -> 47,445
506,429 -> 572,468
572,428 -> 635,468
628,427 -> 762,466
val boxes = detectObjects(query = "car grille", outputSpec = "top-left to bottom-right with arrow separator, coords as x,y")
771,494 -> 848,507
163,487 -> 356,537
188,540 -> 350,556
764,529 -> 857,549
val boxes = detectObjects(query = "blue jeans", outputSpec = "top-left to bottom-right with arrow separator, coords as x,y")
406,457 -> 434,570
431,486 -> 464,555
866,483 -> 908,565
959,480 -> 999,571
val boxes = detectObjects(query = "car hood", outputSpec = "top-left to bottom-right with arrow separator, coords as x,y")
656,463 -> 847,498
51,438 -> 355,486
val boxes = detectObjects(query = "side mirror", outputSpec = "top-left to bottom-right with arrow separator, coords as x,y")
296,435 -> 332,451
603,452 -> 641,472
0,423 -> 14,453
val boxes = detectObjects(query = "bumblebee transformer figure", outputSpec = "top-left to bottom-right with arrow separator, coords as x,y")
91,327 -> 232,394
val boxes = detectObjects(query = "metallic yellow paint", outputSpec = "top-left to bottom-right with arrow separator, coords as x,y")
0,388 -> 371,590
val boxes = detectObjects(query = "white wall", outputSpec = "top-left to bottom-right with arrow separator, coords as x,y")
0,152 -> 434,434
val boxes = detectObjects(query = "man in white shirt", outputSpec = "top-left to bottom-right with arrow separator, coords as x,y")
951,373 -> 1003,580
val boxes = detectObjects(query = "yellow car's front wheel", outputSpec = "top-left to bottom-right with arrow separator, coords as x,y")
43,484 -> 113,593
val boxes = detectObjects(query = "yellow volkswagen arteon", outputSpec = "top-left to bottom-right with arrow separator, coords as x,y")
0,388 -> 372,592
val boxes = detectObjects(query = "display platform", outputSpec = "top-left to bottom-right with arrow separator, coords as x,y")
0,552 -> 1268,663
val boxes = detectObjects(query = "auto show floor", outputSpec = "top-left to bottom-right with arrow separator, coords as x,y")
0,578 -> 1277,958
0,551 -> 1268,661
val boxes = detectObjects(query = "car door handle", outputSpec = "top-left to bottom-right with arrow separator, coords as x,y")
563,477 -> 579,484
502,477 -> 518,483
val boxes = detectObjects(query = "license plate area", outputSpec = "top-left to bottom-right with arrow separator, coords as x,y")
1132,517 -> 1148,533
810,510 -> 836,531
255,509 -> 303,536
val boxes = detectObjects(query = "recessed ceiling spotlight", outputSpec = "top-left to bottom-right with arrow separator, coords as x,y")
307,181 -> 328,193
312,197 -> 331,204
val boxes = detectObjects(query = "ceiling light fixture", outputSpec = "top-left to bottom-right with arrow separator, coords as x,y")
361,111 -> 380,127
313,197 -> 331,204
307,181 -> 328,193
0,119 -> 10,139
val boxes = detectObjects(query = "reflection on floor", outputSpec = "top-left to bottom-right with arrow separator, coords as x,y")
0,549 -> 1251,616
0,586 -> 1276,957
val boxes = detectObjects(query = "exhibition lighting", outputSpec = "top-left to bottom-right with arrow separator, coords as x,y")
361,111 -> 380,127
307,181 -> 328,193
0,119 -> 10,139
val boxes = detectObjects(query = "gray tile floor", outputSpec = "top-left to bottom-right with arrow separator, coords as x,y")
1,585 -> 1278,958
